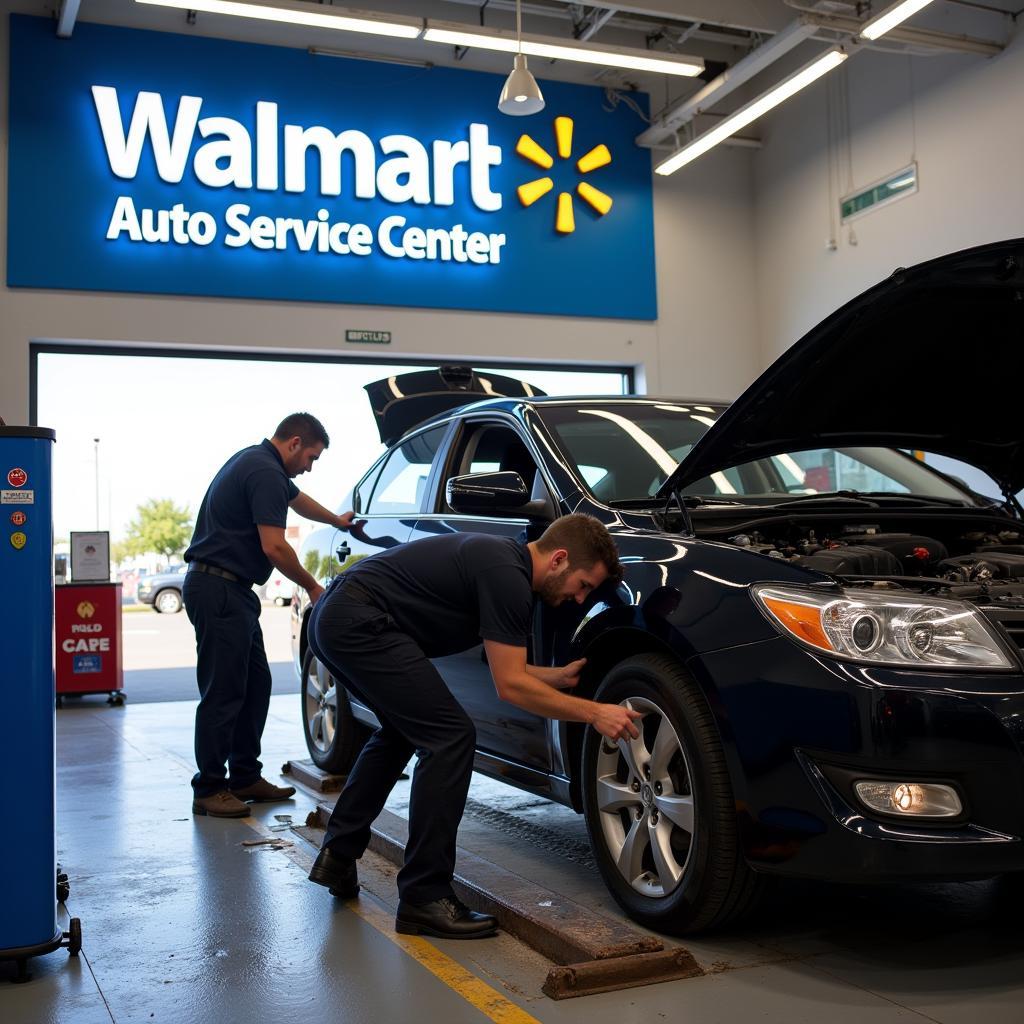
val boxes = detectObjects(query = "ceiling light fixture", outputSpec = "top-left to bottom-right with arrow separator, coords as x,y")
859,0 -> 937,41
655,48 -> 847,176
134,0 -> 423,40
425,21 -> 704,78
496,0 -> 544,117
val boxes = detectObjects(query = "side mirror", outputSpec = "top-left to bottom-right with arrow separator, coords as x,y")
446,471 -> 552,518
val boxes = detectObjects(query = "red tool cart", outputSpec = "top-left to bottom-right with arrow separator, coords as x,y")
55,582 -> 124,707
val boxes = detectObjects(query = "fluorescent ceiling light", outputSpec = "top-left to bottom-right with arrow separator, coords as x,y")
655,48 -> 847,176
135,0 -> 423,39
424,22 -> 703,77
859,0 -> 937,41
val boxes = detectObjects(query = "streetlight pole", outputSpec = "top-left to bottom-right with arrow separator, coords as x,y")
93,437 -> 100,529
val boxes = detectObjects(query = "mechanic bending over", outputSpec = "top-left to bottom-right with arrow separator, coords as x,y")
184,412 -> 356,819
307,513 -> 642,939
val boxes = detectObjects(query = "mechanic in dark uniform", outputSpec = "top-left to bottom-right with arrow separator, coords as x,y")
185,413 -> 355,819
306,513 -> 642,939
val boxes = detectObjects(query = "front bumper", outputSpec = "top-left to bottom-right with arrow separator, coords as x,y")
690,636 -> 1024,881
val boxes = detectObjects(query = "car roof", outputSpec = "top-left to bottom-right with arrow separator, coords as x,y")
403,395 -> 730,438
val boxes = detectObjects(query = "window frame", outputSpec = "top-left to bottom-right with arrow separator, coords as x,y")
360,422 -> 452,517
431,414 -> 557,518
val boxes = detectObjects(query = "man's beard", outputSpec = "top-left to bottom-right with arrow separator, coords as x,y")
539,569 -> 569,606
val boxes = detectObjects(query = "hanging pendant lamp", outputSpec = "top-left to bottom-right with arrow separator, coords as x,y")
498,0 -> 544,116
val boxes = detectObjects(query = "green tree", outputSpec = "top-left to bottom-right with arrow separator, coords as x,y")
110,538 -> 134,565
125,498 -> 193,560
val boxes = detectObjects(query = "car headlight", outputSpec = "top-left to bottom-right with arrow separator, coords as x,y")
752,585 -> 1016,671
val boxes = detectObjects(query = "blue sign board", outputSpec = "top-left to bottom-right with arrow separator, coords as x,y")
7,15 -> 657,319
73,655 -> 103,674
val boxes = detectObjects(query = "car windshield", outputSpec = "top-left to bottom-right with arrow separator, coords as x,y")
539,403 -> 977,506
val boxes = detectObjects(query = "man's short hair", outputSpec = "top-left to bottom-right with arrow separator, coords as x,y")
537,514 -> 623,583
273,413 -> 330,448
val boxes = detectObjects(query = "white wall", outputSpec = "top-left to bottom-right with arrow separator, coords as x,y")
753,29 -> 1024,366
0,1 -> 762,426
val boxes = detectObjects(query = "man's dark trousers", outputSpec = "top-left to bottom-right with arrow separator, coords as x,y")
310,581 -> 476,905
184,570 -> 273,796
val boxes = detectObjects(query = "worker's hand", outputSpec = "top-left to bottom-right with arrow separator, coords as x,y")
308,582 -> 325,605
554,658 -> 586,689
590,702 -> 643,741
336,510 -> 357,531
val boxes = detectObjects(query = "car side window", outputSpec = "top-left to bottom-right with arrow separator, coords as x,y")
365,425 -> 447,515
443,422 -> 543,512
353,455 -> 387,515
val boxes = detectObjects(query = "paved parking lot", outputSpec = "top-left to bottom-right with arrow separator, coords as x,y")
69,604 -> 298,706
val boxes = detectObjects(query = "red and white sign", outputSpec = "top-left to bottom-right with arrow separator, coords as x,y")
6,467 -> 27,488
55,584 -> 124,695
10,510 -> 26,526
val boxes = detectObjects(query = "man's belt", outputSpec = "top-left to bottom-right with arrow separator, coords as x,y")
188,561 -> 246,585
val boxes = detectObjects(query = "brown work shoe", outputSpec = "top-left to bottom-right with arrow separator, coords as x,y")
192,790 -> 251,818
229,777 -> 296,803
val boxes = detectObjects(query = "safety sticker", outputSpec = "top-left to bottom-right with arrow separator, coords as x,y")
73,655 -> 103,674
10,531 -> 27,550
10,511 -> 26,526
6,468 -> 27,488
1,490 -> 34,504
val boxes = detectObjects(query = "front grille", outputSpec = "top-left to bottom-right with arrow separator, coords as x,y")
979,605 -> 1024,653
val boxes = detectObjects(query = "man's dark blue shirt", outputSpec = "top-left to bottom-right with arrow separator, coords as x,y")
185,439 -> 299,585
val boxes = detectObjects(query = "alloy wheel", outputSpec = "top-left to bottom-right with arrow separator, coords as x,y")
304,653 -> 338,754
593,696 -> 695,897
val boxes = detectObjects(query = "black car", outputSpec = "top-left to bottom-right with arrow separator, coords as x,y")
293,240 -> 1024,934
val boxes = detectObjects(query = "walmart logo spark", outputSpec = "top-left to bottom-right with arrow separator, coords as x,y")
514,116 -> 613,235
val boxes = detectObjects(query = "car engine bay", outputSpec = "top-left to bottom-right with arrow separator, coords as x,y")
712,517 -> 1024,610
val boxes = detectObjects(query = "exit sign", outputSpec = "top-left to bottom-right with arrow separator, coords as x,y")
840,163 -> 918,224
345,330 -> 392,345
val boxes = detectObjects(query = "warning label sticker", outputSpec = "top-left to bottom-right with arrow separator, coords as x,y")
1,490 -> 34,504
7,468 -> 27,487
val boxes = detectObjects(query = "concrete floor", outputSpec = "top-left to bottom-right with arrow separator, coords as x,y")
3,692 -> 1024,1023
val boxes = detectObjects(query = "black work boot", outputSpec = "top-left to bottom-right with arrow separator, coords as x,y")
308,847 -> 359,899
395,896 -> 498,939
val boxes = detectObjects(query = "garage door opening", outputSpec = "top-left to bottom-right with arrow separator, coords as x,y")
34,346 -> 630,703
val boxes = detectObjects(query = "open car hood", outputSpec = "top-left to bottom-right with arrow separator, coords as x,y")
365,365 -> 546,446
660,238 -> 1024,499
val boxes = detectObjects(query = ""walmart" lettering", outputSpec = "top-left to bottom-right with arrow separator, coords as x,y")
90,86 -> 503,211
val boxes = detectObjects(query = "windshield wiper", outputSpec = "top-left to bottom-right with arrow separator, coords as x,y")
847,492 -> 974,508
771,490 -> 880,508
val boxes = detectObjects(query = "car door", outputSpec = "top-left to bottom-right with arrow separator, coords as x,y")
328,423 -> 450,578
408,416 -> 558,769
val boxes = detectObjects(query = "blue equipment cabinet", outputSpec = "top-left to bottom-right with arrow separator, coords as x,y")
0,426 -> 81,981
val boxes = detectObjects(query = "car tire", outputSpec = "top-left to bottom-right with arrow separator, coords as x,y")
582,652 -> 763,934
300,647 -> 372,774
154,589 -> 183,614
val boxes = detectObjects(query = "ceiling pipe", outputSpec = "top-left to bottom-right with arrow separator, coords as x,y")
636,17 -> 819,148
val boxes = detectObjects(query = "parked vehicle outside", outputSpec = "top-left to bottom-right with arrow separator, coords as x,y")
293,241 -> 1024,935
136,565 -> 187,613
261,569 -> 295,607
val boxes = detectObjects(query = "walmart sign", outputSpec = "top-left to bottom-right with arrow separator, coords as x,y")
7,16 -> 656,319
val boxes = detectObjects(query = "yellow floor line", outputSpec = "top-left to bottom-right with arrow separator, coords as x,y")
240,815 -> 542,1024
